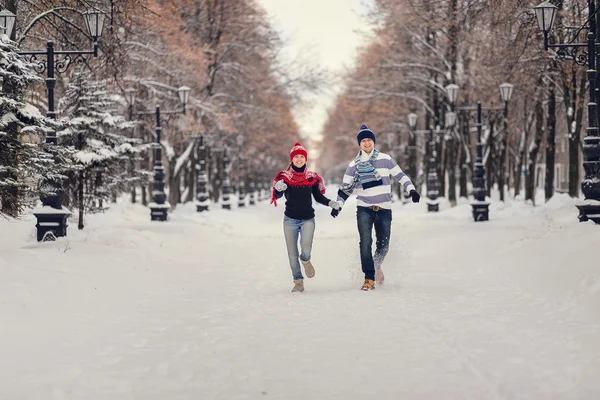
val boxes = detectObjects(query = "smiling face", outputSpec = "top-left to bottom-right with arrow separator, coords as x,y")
360,138 -> 374,153
292,154 -> 306,168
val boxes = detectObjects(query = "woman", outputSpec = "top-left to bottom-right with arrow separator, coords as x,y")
271,142 -> 341,292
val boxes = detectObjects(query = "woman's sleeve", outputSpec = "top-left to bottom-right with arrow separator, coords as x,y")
312,183 -> 331,206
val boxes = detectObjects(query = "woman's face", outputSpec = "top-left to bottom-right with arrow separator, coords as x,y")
292,154 -> 306,168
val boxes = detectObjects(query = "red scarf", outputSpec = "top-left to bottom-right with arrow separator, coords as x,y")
270,169 -> 326,206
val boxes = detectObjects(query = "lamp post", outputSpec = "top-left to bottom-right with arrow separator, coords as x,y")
127,86 -> 191,221
407,113 -> 418,204
447,83 -> 513,221
238,159 -> 246,208
0,8 -> 105,241
196,135 -> 210,212
222,147 -> 232,209
409,113 -> 441,212
534,1 -> 600,223
499,83 -> 514,202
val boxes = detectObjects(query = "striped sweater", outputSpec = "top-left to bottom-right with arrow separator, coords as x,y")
336,151 -> 416,210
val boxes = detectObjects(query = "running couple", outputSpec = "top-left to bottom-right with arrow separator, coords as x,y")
271,125 -> 420,292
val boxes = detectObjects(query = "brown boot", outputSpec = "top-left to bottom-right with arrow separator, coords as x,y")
291,279 -> 305,292
300,259 -> 315,278
360,279 -> 375,291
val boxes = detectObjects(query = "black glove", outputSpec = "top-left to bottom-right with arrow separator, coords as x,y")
410,190 -> 420,203
331,208 -> 340,218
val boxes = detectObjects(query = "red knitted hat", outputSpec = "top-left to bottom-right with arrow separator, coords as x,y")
289,142 -> 308,161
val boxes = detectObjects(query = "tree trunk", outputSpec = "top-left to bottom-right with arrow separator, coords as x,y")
485,120 -> 495,197
545,88 -> 556,201
569,71 -> 586,197
447,136 -> 457,206
130,156 -> 136,204
167,157 -> 182,209
459,112 -> 470,198
78,170 -> 84,230
498,105 -> 508,202
526,92 -> 545,204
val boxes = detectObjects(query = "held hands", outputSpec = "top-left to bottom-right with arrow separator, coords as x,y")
328,200 -> 341,210
274,180 -> 287,192
409,190 -> 420,203
329,200 -> 342,218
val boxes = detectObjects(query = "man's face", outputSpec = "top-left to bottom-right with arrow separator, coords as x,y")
360,138 -> 374,153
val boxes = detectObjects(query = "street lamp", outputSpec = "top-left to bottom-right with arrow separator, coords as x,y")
499,83 -> 514,103
0,9 -> 16,37
128,85 -> 190,221
499,82 -> 514,202
445,84 -> 459,105
0,8 -> 105,241
177,86 -> 191,113
406,113 -> 418,203
408,113 -> 417,128
449,84 -> 512,221
534,0 -> 600,222
534,1 -> 558,50
196,135 -> 210,212
408,113 -> 440,212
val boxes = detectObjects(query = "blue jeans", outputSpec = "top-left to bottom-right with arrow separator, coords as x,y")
357,206 -> 392,280
283,216 -> 315,280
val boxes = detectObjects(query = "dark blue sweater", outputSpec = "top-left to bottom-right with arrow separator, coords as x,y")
275,166 -> 331,220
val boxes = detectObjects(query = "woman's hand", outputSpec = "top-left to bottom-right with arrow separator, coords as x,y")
274,180 -> 288,192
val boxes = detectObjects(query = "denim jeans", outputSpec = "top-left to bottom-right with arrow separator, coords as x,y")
356,206 -> 392,280
283,216 -> 315,280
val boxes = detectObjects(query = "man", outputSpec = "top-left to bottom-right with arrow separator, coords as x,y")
333,124 -> 420,291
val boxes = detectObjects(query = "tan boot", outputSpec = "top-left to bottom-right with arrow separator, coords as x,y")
375,268 -> 385,284
291,279 -> 305,292
360,279 -> 375,291
300,259 -> 315,278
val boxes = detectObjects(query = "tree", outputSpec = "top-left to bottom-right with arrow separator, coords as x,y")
0,35 -> 67,217
58,67 -> 136,228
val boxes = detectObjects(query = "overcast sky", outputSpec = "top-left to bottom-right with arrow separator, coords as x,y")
257,0 -> 375,143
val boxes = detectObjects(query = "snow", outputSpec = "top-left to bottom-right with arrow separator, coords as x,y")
18,103 -> 43,120
1,190 -> 599,399
31,205 -> 71,215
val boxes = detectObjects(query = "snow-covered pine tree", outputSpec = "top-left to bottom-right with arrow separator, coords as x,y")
0,35 -> 71,217
58,67 -> 137,229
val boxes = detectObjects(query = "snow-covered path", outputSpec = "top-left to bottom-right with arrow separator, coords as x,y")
1,194 -> 599,399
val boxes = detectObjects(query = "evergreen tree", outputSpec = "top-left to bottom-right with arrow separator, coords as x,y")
0,35 -> 72,217
58,67 -> 137,229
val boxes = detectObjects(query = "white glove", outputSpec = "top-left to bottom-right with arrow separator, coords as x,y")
274,180 -> 287,192
329,200 -> 341,210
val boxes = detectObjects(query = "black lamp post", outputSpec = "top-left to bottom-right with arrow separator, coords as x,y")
196,135 -> 210,212
126,86 -> 191,221
222,147 -> 232,209
238,159 -> 246,208
406,113 -> 419,204
409,113 -> 442,212
0,8 -> 105,241
499,83 -> 514,202
534,0 -> 600,223
448,83 -> 514,221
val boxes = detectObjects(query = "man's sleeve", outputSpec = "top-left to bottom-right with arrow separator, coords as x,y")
389,158 -> 416,194
336,163 -> 357,205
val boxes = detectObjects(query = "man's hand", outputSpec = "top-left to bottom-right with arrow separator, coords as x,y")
331,208 -> 340,218
409,190 -> 420,203
274,180 -> 287,192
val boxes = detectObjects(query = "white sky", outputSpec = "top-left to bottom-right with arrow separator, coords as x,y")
257,0 -> 375,144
